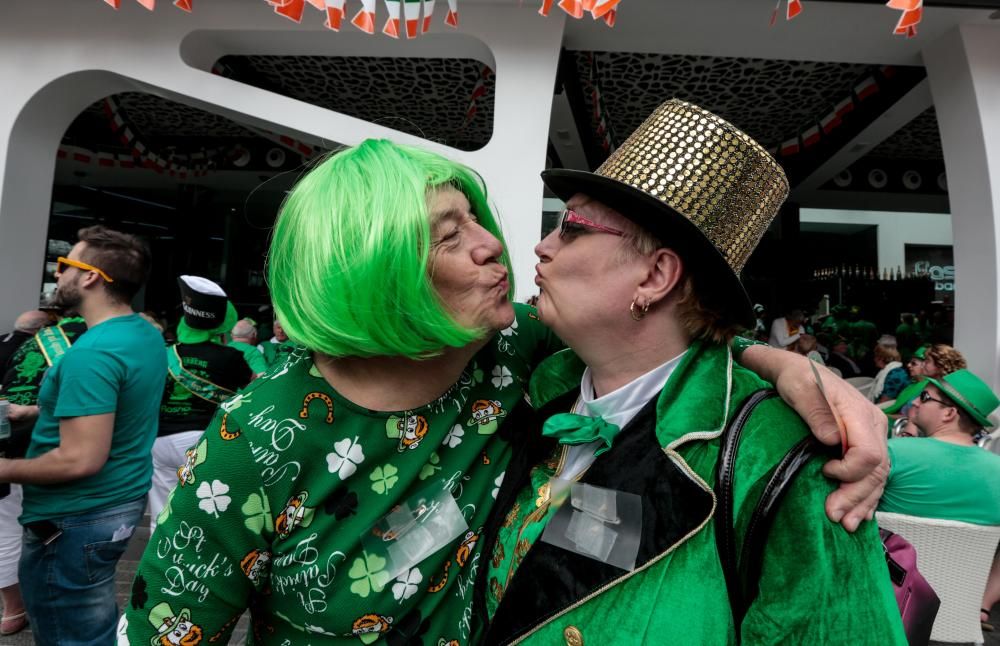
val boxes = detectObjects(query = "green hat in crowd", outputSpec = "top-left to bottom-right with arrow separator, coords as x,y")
913,344 -> 930,360
176,275 -> 238,344
924,369 -> 1000,428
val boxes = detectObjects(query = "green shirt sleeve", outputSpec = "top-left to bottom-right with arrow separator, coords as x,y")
52,348 -> 123,418
124,412 -> 273,644
233,342 -> 269,375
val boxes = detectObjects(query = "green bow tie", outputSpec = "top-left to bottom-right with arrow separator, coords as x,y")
541,413 -> 621,458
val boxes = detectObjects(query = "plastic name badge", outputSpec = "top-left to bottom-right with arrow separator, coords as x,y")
541,481 -> 641,571
361,484 -> 469,580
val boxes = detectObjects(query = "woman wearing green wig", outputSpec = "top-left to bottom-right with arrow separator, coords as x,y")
123,138 -> 891,645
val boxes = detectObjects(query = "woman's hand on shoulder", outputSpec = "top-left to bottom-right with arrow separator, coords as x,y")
737,344 -> 888,532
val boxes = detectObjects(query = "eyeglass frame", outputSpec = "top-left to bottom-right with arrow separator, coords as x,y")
56,256 -> 115,283
918,389 -> 952,408
557,209 -> 625,239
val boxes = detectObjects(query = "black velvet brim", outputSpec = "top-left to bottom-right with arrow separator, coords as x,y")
541,169 -> 754,329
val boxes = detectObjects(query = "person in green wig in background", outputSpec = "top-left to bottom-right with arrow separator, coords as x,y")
148,276 -> 253,530
123,137 -> 896,645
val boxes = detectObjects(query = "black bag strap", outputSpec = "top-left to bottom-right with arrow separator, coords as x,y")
714,389 -> 828,642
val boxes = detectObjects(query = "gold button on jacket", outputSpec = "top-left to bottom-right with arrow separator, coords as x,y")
563,625 -> 583,646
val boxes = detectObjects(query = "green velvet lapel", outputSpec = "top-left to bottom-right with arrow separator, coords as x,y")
654,340 -> 734,451
528,348 -> 587,410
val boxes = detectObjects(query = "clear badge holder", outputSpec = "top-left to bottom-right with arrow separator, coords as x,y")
540,481 -> 642,571
361,484 -> 469,580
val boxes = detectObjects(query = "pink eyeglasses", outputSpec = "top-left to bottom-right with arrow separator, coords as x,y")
557,209 -> 625,239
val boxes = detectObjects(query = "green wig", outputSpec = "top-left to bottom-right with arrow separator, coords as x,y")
268,139 -> 514,359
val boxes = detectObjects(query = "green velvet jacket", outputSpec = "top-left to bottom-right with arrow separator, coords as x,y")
479,341 -> 906,645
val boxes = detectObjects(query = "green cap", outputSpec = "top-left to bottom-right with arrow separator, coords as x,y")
925,369 -> 1000,428
913,344 -> 930,360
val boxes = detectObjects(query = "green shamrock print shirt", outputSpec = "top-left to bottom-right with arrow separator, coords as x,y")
122,304 -> 558,645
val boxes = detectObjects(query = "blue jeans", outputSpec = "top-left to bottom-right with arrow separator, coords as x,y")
19,496 -> 146,646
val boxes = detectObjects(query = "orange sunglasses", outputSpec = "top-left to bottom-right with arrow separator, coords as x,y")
56,256 -> 115,283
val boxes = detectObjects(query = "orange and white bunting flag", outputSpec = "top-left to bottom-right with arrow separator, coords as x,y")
383,0 -> 401,37
558,0 -> 584,19
270,0 -> 306,23
445,0 -> 458,27
305,0 -> 324,8
173,0 -> 192,11
886,0 -> 921,38
422,0 -> 435,32
770,0 -> 801,26
539,0 -> 554,16
352,0 -> 377,32
324,0 -> 346,30
404,0 -> 422,37
590,0 -> 618,19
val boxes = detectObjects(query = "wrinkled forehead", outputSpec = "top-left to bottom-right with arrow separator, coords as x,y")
428,185 -> 471,225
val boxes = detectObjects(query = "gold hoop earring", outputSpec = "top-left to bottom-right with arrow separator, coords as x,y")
630,300 -> 649,321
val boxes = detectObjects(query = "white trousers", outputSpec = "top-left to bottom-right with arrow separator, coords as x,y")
148,431 -> 203,532
0,485 -> 22,588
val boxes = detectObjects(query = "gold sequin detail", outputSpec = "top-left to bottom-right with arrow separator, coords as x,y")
503,501 -> 521,529
535,482 -> 551,508
596,99 -> 788,275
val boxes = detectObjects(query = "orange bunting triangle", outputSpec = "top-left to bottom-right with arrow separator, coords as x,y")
539,0 -> 554,16
352,9 -> 376,32
602,8 -> 615,26
896,6 -> 922,28
581,0 -> 596,10
590,0 -> 619,19
104,0 -> 121,7
173,0 -> 192,11
558,0 -> 583,19
274,0 -> 305,21
406,18 -> 419,38
383,17 -> 401,37
445,9 -> 458,26
325,7 -> 344,29
135,0 -> 155,9
787,0 -> 802,19
305,0 -> 324,8
886,0 -> 920,10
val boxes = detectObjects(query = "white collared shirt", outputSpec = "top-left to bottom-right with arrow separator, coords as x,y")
559,350 -> 687,481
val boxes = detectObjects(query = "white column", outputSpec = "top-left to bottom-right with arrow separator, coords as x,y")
0,1 -> 564,328
923,24 -> 1000,389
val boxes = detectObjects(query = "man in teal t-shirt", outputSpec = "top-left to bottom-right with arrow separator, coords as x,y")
0,226 -> 165,646
879,369 -> 1000,525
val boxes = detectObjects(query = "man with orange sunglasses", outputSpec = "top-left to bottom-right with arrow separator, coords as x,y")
0,225 -> 166,646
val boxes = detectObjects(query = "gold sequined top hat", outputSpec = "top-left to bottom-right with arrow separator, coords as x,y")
541,99 -> 789,327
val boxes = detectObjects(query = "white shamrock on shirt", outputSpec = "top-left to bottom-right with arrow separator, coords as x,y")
500,318 -> 519,336
444,425 -> 465,448
491,365 -> 513,389
116,616 -> 128,646
327,436 -> 365,481
492,472 -> 505,499
197,480 -> 231,518
391,567 -> 424,602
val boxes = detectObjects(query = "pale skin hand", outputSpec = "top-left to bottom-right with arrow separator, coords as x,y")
6,404 -> 39,424
738,345 -> 889,532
